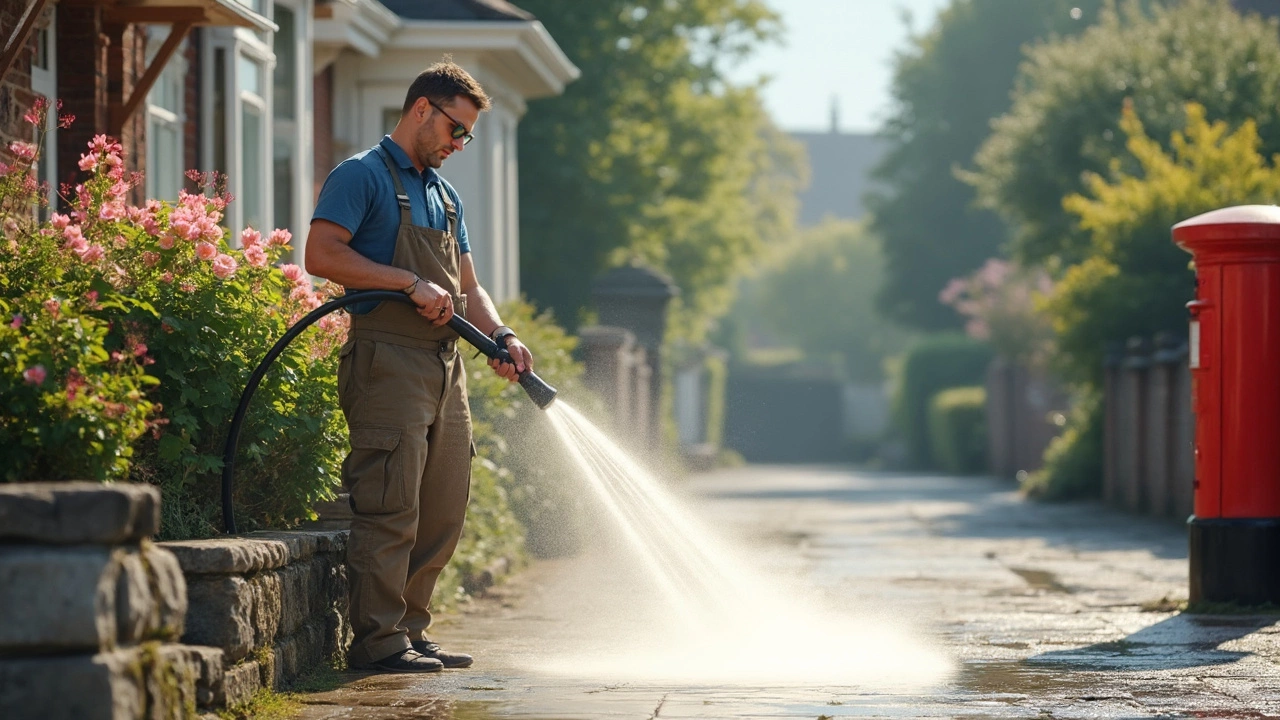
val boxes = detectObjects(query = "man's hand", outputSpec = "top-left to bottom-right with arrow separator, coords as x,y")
488,337 -> 533,382
409,280 -> 453,326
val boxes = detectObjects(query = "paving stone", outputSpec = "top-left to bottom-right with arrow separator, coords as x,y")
0,545 -> 119,652
0,482 -> 160,545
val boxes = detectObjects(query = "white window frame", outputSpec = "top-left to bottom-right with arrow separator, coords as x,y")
144,27 -> 187,201
29,5 -> 56,212
202,24 -> 275,240
270,0 -> 312,262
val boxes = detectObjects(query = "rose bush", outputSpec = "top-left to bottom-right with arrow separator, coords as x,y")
1,101 -> 347,538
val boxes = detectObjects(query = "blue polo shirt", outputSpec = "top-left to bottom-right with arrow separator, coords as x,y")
312,136 -> 470,312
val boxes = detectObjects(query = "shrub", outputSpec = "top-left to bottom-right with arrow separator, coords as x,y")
927,386 -> 987,475
894,334 -> 992,468
466,299 -> 597,558
0,103 -> 347,538
0,293 -> 158,482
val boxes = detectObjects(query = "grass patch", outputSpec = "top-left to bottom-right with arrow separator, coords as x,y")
289,663 -> 348,694
217,688 -> 301,720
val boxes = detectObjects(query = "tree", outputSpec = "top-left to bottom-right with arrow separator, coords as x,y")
971,0 -> 1280,266
869,0 -> 1104,331
745,219 -> 913,383
514,0 -> 804,340
1050,102 -> 1280,385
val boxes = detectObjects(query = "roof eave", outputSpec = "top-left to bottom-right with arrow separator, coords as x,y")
392,19 -> 579,99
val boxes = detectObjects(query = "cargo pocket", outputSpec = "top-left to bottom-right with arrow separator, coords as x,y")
344,426 -> 407,514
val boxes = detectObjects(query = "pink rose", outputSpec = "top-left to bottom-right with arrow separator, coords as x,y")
212,253 -> 238,279
62,224 -> 84,243
240,227 -> 262,247
8,313 -> 23,329
160,272 -> 175,284
179,281 -> 196,293
50,213 -> 71,230
142,251 -> 160,267
243,244 -> 268,268
157,234 -> 176,250
43,299 -> 60,317
279,263 -> 306,285
268,228 -> 292,246
78,153 -> 97,172
132,341 -> 148,357
22,365 -> 46,385
78,244 -> 105,263
195,241 -> 218,261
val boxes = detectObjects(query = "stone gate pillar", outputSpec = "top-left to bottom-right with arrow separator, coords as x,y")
590,264 -> 679,448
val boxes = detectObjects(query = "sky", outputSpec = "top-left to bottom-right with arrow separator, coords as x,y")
724,0 -> 953,134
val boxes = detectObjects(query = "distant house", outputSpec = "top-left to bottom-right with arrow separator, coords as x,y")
0,0 -> 577,301
788,105 -> 887,227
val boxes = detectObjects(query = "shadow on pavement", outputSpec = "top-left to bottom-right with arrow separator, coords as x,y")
1025,613 -> 1277,671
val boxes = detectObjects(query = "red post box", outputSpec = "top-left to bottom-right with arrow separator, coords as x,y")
1173,205 -> 1280,605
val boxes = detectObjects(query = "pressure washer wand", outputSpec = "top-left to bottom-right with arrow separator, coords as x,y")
443,312 -> 559,410
221,289 -> 557,533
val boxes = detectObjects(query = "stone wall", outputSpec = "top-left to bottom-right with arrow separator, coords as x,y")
161,531 -> 351,704
0,483 -> 200,720
0,483 -> 352,719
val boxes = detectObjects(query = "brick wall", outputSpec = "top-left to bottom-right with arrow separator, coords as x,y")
0,0 -> 45,161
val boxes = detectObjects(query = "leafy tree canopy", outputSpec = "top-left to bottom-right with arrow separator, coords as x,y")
515,0 -> 804,341
868,0 -> 1104,331
1048,102 -> 1280,386
971,0 -> 1280,266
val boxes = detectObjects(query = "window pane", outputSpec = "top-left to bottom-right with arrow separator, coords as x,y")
272,6 -> 296,120
148,118 -> 182,201
242,106 -> 264,231
213,48 -> 228,177
33,27 -> 49,70
238,55 -> 261,96
273,135 -> 293,233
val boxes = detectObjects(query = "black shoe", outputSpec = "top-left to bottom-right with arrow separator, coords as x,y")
361,648 -> 444,673
411,639 -> 473,668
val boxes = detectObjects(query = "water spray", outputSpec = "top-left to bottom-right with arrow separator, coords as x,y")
220,290 -> 557,534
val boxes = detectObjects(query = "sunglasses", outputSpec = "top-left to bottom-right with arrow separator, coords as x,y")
429,101 -> 474,146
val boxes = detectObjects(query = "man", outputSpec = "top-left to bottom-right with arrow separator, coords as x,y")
305,59 -> 534,673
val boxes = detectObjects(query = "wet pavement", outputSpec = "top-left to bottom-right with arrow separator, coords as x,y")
295,466 -> 1280,719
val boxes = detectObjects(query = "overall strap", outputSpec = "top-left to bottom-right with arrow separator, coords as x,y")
436,183 -> 458,238
373,145 -> 413,226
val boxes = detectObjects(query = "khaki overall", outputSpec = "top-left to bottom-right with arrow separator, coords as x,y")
339,146 -> 474,666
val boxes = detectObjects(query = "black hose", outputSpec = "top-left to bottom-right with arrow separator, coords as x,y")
220,290 -> 556,534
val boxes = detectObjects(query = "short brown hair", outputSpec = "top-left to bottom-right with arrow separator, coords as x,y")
402,57 -> 491,114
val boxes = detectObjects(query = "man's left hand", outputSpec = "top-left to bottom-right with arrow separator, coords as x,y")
488,338 -> 533,382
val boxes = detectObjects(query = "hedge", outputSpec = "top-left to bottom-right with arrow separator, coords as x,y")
894,334 -> 993,468
927,386 -> 987,475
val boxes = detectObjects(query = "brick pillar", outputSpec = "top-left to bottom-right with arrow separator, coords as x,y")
55,1 -> 108,197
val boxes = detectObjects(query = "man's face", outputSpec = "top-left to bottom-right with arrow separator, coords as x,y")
412,96 -> 479,170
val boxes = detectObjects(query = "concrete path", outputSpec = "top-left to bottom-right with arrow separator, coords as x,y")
295,466 -> 1280,719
